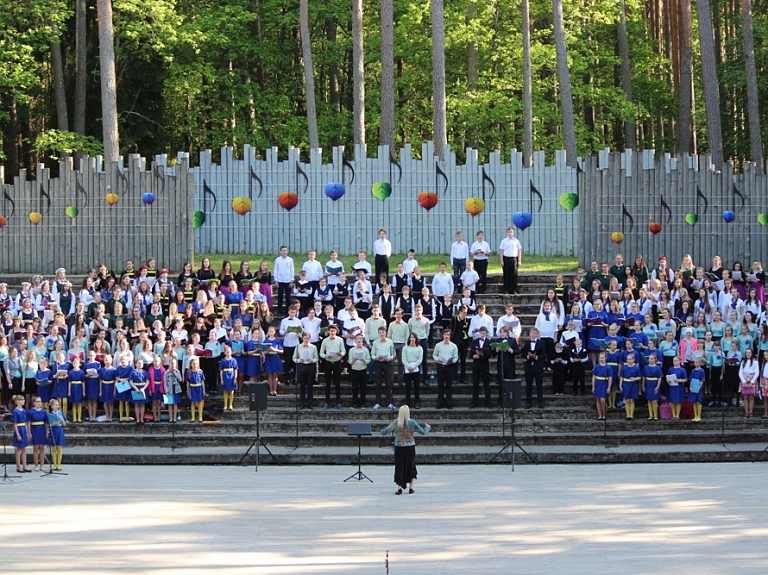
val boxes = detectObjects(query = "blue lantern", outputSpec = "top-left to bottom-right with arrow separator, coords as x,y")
324,183 -> 345,201
142,192 -> 156,205
512,211 -> 533,230
722,210 -> 736,223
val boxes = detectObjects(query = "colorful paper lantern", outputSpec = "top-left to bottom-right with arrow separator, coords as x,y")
106,193 -> 119,206
324,183 -> 345,201
65,206 -> 78,219
142,192 -> 156,205
371,182 -> 392,201
512,211 -> 533,230
231,197 -> 252,215
0,216 -> 6,228
685,213 -> 698,226
722,210 -> 736,223
278,191 -> 299,211
193,211 -> 206,229
758,213 -> 768,226
611,231 -> 625,244
29,212 -> 42,225
418,191 -> 438,211
558,193 -> 579,211
464,197 -> 485,216
648,222 -> 662,235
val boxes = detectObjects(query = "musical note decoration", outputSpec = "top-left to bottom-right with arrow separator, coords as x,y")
371,152 -> 401,201
465,167 -> 495,216
76,175 -> 88,207
649,194 -> 672,235
116,164 -> 129,196
249,166 -> 263,199
142,192 -> 156,205
195,180 -> 218,226
758,213 -> 768,226
611,204 -> 634,244
1,185 -> 15,226
686,186 -> 707,226
513,180 -> 543,230
558,192 -> 578,211
29,212 -> 42,225
65,206 -> 78,220
723,182 -> 745,223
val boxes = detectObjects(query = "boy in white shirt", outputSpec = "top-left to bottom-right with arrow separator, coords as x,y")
450,231 -> 469,290
324,250 -> 344,287
470,230 -> 492,294
274,245 -> 294,314
460,261 -> 480,293
301,250 -> 323,293
431,262 -> 454,299
402,249 -> 419,277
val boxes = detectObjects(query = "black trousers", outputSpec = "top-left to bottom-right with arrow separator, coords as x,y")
283,346 -> 296,383
375,254 -> 390,279
296,364 -> 315,406
350,369 -> 367,407
472,361 -> 491,406
277,282 -> 292,313
404,372 -> 420,403
571,362 -> 586,395
374,361 -> 394,405
503,256 -> 518,293
455,342 -> 468,381
525,362 -> 544,407
436,364 -> 454,408
474,259 -> 488,293
324,360 -> 342,403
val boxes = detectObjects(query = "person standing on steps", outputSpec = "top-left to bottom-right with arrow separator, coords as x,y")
524,328 -> 546,409
499,226 -> 523,295
373,228 -> 392,280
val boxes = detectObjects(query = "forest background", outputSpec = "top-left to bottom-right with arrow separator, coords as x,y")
1,0 -> 766,179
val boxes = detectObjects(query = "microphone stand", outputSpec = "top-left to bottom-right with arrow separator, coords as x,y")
1,416 -> 20,482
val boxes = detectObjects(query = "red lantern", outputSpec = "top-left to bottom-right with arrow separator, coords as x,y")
648,222 -> 662,235
418,191 -> 438,211
278,192 -> 299,211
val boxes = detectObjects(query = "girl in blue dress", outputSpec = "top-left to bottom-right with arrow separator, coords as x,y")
245,325 -> 265,384
262,326 -> 284,396
186,357 -> 206,422
68,357 -> 85,423
51,352 -> 70,418
130,359 -> 149,425
36,357 -> 53,408
586,300 -> 609,362
218,346 -> 239,411
148,355 -> 166,423
99,355 -> 117,422
84,350 -> 102,423
688,357 -> 706,421
591,352 -> 611,420
666,356 -> 688,419
11,395 -> 31,472
28,396 -> 48,471
605,340 -> 621,409
619,353 -> 641,420
48,398 -> 67,471
642,354 -> 663,420
229,329 -> 246,394
116,354 -> 134,422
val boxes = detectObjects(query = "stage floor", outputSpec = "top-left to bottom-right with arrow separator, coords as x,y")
2,462 -> 767,574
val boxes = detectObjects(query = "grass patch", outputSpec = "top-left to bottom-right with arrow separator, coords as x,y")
198,253 -> 577,275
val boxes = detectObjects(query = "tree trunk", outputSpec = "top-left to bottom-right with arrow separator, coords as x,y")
617,0 -> 636,149
678,0 -> 693,153
380,0 -> 395,151
696,0 -> 724,168
552,0 -> 577,167
7,95 -> 19,178
97,0 -> 119,162
50,22 -> 69,133
73,0 -> 87,137
741,0 -> 763,172
352,0 -> 365,145
432,0 -> 447,159
467,2 -> 478,90
522,0 -> 533,167
299,0 -> 319,149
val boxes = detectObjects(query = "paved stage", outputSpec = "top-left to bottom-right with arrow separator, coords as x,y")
2,462 -> 767,574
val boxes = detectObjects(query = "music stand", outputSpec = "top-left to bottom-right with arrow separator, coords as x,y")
1,415 -> 20,482
344,422 -> 372,482
489,378 -> 535,470
239,382 -> 279,471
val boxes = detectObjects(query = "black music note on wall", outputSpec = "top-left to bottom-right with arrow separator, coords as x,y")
296,162 -> 309,195
250,166 -> 263,200
481,167 -> 495,201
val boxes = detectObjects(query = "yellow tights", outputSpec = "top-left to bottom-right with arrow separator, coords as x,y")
51,446 -> 63,470
190,402 -> 204,421
223,391 -> 235,410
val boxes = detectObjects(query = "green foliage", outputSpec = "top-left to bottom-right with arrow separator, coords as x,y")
31,129 -> 103,161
